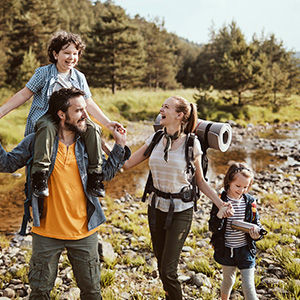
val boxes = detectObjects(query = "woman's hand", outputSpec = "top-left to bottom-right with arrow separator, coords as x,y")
216,202 -> 235,219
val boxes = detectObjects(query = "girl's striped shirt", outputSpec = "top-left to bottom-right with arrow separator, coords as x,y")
224,195 -> 248,248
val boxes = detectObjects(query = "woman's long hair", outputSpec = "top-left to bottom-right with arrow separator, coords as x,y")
172,96 -> 198,134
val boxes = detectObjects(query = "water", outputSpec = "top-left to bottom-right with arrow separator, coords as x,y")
1,126 -> 299,235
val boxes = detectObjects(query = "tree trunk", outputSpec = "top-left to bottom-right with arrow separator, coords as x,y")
238,91 -> 242,106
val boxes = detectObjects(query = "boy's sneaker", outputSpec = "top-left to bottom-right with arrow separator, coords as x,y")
88,173 -> 105,197
31,171 -> 49,197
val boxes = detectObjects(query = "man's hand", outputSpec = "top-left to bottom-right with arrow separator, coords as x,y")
112,126 -> 127,148
217,202 -> 235,219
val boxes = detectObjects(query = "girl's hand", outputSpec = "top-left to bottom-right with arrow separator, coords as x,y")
249,226 -> 260,239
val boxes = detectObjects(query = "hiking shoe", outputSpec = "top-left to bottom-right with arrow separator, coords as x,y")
31,171 -> 49,197
88,173 -> 105,197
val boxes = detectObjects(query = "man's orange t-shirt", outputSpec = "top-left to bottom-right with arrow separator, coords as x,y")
32,141 -> 99,239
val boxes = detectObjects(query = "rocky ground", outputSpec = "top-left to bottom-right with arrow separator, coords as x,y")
0,120 -> 300,299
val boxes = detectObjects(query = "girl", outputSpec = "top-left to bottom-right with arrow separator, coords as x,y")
209,162 -> 264,300
0,31 -> 124,197
123,96 -> 233,300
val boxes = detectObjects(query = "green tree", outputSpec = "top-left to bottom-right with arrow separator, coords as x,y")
174,37 -> 201,88
56,0 -> 94,41
253,33 -> 300,108
16,47 -> 40,89
5,0 -> 60,86
0,0 -> 20,86
187,43 -> 217,89
133,16 -> 179,90
82,3 -> 146,93
211,22 -> 262,105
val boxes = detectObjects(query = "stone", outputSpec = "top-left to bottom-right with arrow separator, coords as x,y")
191,273 -> 211,288
3,288 -> 15,298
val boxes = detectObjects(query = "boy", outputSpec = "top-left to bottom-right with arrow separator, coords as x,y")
0,31 -> 124,197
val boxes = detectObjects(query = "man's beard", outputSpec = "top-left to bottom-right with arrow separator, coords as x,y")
65,114 -> 87,135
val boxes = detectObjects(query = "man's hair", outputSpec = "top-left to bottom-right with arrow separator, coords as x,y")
48,87 -> 85,123
48,31 -> 86,63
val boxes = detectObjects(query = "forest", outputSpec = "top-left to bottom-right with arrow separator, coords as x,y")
1,0 -> 300,112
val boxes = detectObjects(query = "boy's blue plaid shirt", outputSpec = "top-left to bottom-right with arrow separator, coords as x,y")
25,63 -> 91,136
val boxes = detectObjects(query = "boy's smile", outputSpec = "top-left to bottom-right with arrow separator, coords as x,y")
54,43 -> 79,73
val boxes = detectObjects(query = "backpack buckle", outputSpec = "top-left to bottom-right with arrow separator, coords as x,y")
180,186 -> 192,202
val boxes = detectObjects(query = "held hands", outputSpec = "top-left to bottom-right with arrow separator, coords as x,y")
107,121 -> 126,134
249,226 -> 261,239
217,202 -> 235,219
113,126 -> 127,148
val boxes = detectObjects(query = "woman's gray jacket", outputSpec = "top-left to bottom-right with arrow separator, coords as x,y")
0,133 -> 131,231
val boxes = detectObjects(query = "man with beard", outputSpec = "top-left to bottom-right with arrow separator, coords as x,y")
0,87 -> 130,300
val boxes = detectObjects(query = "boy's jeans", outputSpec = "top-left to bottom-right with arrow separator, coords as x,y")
28,232 -> 102,300
32,113 -> 103,174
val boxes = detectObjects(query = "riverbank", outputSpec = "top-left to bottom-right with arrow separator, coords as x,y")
0,121 -> 300,299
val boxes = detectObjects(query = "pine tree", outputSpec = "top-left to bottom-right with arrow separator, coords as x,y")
253,33 -> 300,108
211,22 -> 262,105
16,47 -> 40,89
136,17 -> 178,90
175,38 -> 201,88
82,3 -> 146,93
0,0 -> 20,86
5,0 -> 60,86
56,0 -> 94,41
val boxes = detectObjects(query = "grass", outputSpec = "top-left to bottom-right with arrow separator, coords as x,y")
273,248 -> 300,280
1,86 -> 300,146
90,87 -> 198,123
191,224 -> 209,238
0,234 -> 10,249
187,259 -> 216,278
275,279 -> 300,299
100,269 -> 116,288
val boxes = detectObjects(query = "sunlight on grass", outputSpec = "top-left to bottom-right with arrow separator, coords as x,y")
187,259 -> 215,277
256,233 -> 280,251
101,269 -> 116,288
273,248 -> 300,280
274,279 -> 300,299
0,235 -> 10,249
91,88 -> 198,122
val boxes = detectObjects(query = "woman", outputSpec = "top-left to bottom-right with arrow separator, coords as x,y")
123,95 -> 233,300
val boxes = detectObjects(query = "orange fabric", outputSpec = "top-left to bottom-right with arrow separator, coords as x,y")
32,141 -> 99,239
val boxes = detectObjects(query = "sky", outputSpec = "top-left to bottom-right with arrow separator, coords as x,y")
113,0 -> 300,51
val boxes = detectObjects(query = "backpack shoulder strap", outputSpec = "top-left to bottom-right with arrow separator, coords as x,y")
141,129 -> 164,202
185,133 -> 196,168
184,133 -> 200,211
19,156 -> 33,236
143,129 -> 164,157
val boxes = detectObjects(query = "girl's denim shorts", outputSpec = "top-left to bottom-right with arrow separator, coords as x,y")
214,245 -> 256,269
